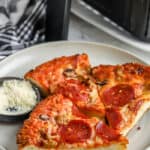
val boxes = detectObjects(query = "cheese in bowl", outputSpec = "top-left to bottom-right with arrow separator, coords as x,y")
0,77 -> 41,122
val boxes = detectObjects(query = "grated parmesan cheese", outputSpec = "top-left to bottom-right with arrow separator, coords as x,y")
0,79 -> 37,115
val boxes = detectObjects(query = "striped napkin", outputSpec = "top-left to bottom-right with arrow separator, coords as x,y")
0,0 -> 46,60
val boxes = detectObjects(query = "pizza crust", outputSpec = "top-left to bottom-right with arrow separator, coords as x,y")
20,143 -> 127,150
121,98 -> 150,135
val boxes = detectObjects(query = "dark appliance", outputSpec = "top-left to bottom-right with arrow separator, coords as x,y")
46,0 -> 71,41
83,0 -> 150,41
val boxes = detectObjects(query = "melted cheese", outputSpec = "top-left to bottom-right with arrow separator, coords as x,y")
56,100 -> 73,124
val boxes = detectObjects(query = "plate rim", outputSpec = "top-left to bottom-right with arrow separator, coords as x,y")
0,41 -> 147,65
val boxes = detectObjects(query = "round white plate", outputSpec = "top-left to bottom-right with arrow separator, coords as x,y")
0,41 -> 149,150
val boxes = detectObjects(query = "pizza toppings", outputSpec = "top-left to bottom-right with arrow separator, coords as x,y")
63,68 -> 77,78
24,53 -> 91,96
128,100 -> 143,114
96,121 -> 120,141
106,108 -> 123,129
96,80 -> 108,86
18,54 -> 150,150
72,105 -> 88,119
59,120 -> 92,143
92,65 -> 115,82
56,79 -> 105,117
39,114 -> 50,121
123,63 -> 144,75
102,84 -> 135,107
56,79 -> 89,103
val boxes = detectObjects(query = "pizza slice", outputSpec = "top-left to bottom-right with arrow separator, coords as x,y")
55,77 -> 106,117
17,94 -> 127,150
21,53 -> 150,150
92,63 -> 150,135
24,53 -> 91,96
24,53 -> 106,116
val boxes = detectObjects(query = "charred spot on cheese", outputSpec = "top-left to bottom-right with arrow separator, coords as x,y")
63,68 -> 77,78
123,63 -> 144,75
136,67 -> 144,75
96,80 -> 107,86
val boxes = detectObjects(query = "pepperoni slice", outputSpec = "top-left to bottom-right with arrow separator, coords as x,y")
57,79 -> 89,102
96,121 -> 120,141
60,120 -> 91,143
102,84 -> 134,107
72,105 -> 88,119
106,108 -> 123,129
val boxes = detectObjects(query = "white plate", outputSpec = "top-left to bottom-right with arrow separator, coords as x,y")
0,41 -> 149,150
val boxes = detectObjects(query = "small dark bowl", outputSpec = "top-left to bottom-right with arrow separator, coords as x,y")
0,77 -> 41,123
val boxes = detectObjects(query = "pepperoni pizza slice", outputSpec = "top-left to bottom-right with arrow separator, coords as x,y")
17,94 -> 127,150
20,53 -> 150,150
55,78 -> 105,117
25,53 -> 105,117
92,63 -> 150,135
24,53 -> 91,96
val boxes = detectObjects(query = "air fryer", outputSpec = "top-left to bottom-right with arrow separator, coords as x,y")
83,0 -> 150,41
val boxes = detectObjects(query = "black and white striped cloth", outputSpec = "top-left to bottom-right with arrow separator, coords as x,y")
0,0 -> 46,60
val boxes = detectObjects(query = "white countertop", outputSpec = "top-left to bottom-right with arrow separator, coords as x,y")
68,14 -> 150,64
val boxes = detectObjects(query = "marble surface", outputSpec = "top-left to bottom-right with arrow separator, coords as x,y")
68,14 -> 150,64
